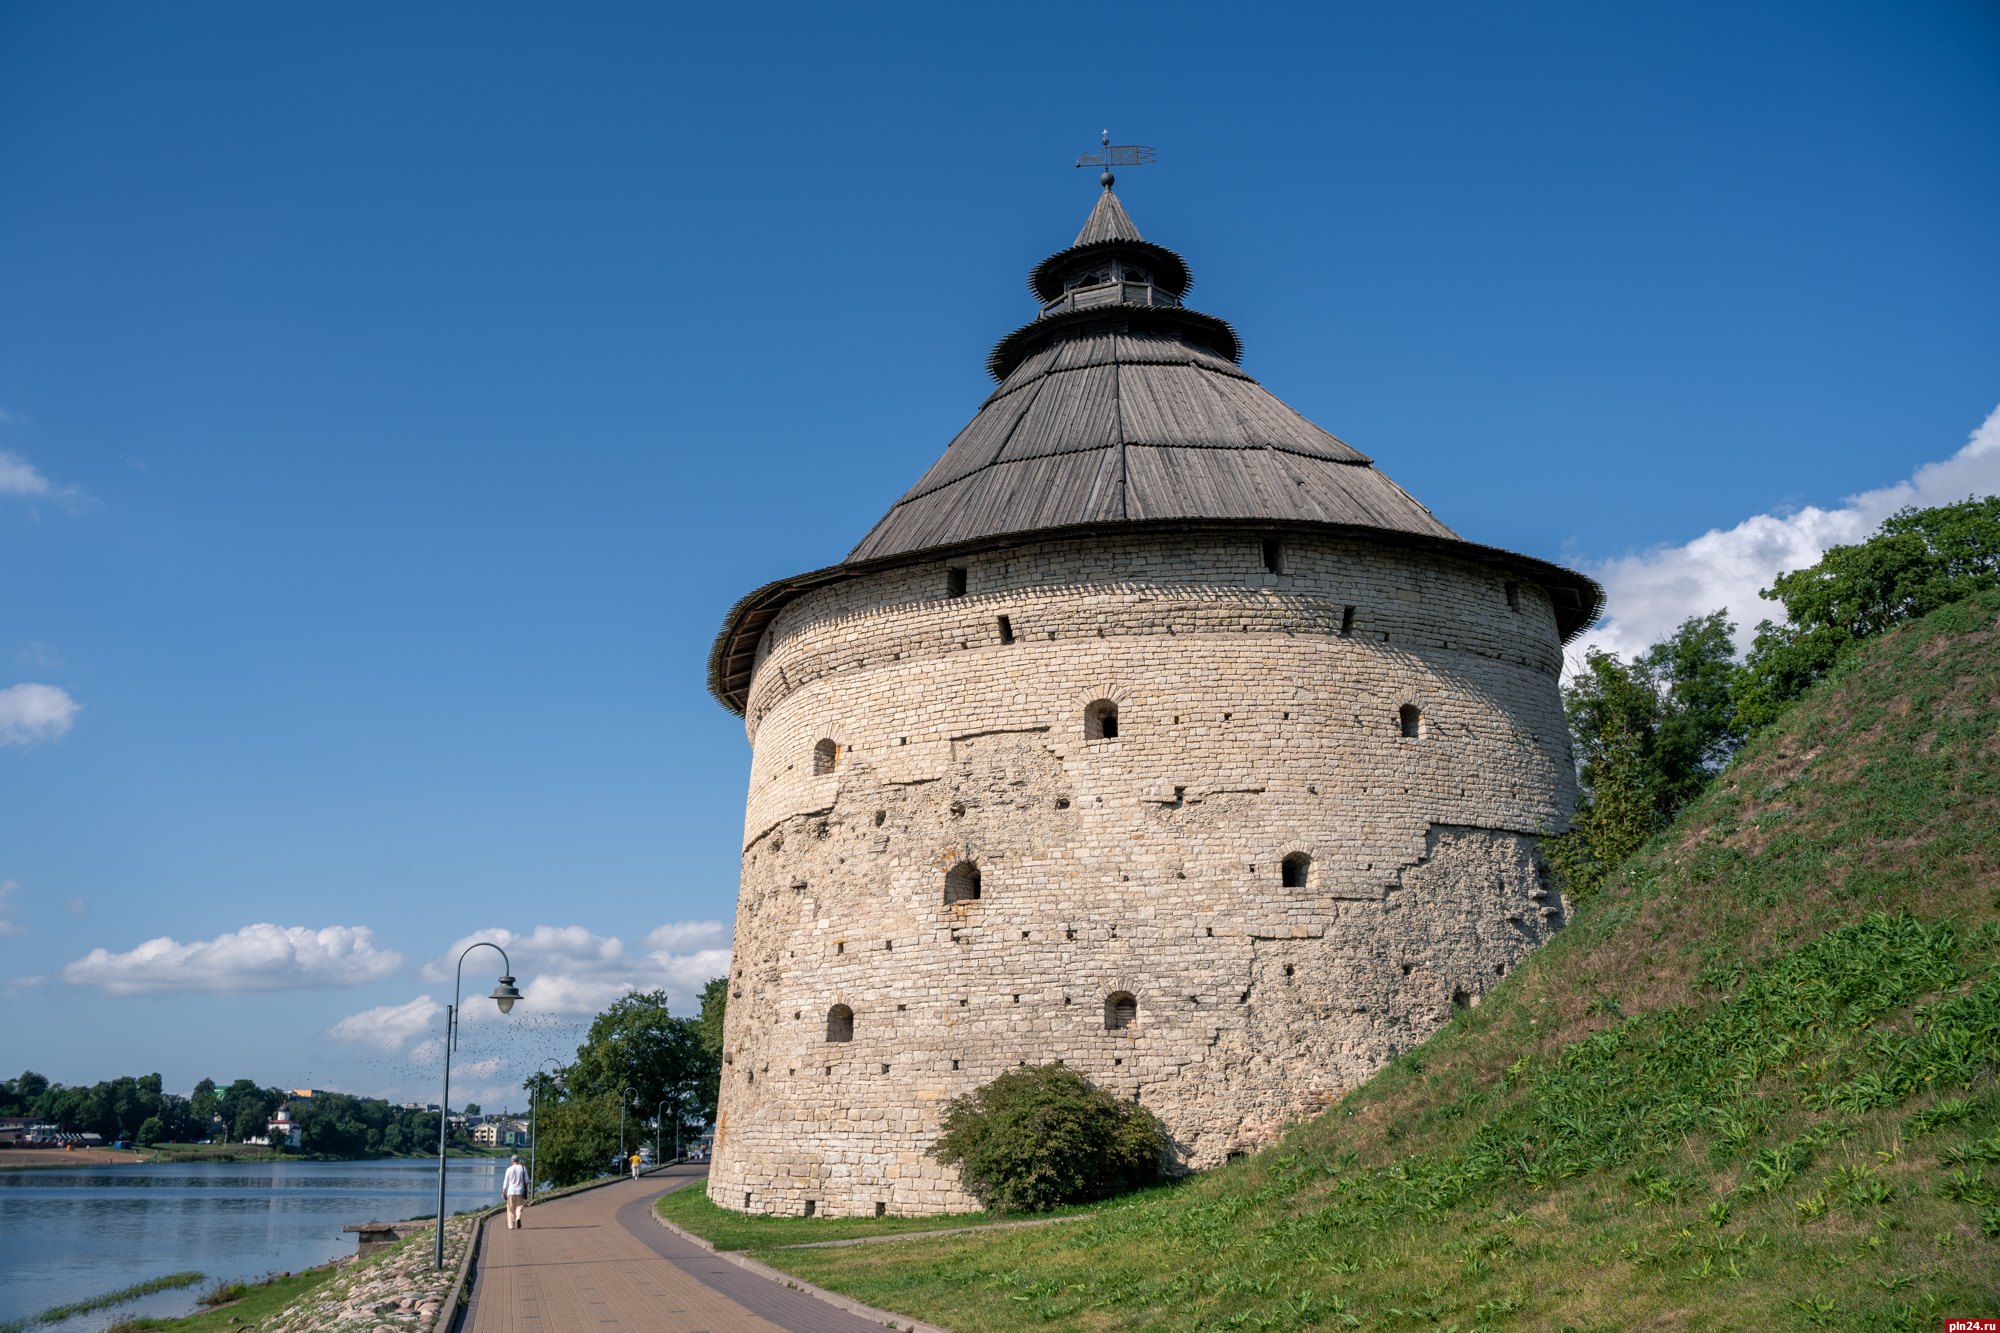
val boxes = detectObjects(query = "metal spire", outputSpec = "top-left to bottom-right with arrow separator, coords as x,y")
1075,130 -> 1156,190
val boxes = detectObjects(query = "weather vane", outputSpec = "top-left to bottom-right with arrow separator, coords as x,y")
1075,130 -> 1155,188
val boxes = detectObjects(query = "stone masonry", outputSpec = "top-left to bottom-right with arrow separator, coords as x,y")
708,528 -> 1574,1217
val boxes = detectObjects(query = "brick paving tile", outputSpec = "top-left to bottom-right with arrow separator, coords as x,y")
465,1167 -> 897,1333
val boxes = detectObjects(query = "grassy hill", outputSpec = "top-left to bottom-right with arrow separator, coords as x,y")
739,588 -> 2000,1332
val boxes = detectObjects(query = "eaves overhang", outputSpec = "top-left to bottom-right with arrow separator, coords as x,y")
705,519 -> 1606,716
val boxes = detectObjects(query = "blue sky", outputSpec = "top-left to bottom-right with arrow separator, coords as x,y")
2,1 -> 1996,1110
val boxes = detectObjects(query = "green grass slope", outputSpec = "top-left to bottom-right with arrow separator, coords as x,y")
756,589 -> 2000,1333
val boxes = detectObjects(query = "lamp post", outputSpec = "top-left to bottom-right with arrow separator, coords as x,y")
528,1058 -> 563,1199
654,1098 -> 670,1168
434,943 -> 521,1270
618,1086 -> 632,1175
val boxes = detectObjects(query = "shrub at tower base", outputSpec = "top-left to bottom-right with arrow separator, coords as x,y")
746,590 -> 2000,1333
930,1064 -> 1166,1215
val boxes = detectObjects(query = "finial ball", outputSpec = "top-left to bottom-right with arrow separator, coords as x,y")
1101,170 -> 1115,188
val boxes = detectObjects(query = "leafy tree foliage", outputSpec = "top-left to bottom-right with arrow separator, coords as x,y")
530,1094 -> 625,1188
1735,497 -> 2000,731
564,989 -> 721,1150
136,1116 -> 165,1146
930,1063 -> 1165,1213
27,1073 -> 205,1143
1549,499 -> 2000,900
1549,612 -> 1744,896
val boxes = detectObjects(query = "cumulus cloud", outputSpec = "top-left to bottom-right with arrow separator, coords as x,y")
1577,404 -> 2000,665
327,994 -> 444,1051
62,923 -> 405,995
0,683 -> 80,747
421,921 -> 731,1020
0,881 -> 26,937
3,975 -> 48,1000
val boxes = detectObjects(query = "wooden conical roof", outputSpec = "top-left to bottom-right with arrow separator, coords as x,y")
846,188 -> 1456,563
705,190 -> 1605,714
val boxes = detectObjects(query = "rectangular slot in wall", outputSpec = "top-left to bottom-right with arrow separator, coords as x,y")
945,567 -> 967,598
1340,605 -> 1356,635
1261,539 -> 1282,574
996,614 -> 1014,644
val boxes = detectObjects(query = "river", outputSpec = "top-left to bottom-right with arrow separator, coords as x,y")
0,1157 -> 506,1331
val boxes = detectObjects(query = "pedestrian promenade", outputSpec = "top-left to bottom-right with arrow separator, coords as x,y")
463,1166 -> 899,1333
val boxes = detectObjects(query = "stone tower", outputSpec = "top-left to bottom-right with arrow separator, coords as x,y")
703,183 -> 1602,1217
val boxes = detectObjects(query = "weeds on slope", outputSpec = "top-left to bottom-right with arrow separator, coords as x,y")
764,593 -> 2000,1332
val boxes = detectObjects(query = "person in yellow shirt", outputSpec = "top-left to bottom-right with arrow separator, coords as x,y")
628,1151 -> 641,1181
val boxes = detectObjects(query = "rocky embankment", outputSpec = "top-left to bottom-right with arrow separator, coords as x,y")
260,1215 -> 477,1333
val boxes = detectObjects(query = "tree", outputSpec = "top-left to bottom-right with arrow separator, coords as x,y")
1736,497 -> 2000,731
1549,612 -> 1745,896
565,990 -> 716,1151
693,977 -> 727,1130
462,1103 -> 481,1116
930,1063 -> 1164,1214
190,1077 -> 218,1133
136,1117 -> 165,1146
530,1094 -> 623,1188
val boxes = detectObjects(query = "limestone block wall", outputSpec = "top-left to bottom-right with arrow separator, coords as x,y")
709,531 -> 1574,1218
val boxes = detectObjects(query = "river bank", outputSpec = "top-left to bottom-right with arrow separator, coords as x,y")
0,1158 -> 507,1332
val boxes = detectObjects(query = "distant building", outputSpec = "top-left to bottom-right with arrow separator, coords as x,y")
470,1120 -> 528,1148
263,1107 -> 302,1148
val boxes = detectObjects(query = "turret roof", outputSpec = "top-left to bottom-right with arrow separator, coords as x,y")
705,189 -> 1604,714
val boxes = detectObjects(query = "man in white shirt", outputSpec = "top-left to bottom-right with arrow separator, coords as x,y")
502,1155 -> 529,1228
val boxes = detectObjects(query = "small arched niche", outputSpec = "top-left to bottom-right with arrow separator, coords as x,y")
1085,699 -> 1119,740
1398,705 -> 1422,740
813,738 -> 839,775
826,1004 -> 854,1042
944,861 -> 981,906
1105,992 -> 1137,1032
1281,852 -> 1310,889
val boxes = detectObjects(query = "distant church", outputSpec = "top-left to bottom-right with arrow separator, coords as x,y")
703,175 -> 1602,1217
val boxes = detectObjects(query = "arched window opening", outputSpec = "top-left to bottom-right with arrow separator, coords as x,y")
944,861 -> 981,906
1399,705 -> 1422,739
813,738 -> 839,775
1085,699 -> 1119,740
1106,992 -> 1138,1031
1281,853 -> 1310,889
825,1005 -> 854,1042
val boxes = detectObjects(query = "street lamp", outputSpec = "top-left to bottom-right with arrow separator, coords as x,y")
654,1098 -> 670,1168
618,1085 -> 632,1176
528,1058 -> 564,1199
434,942 -> 521,1270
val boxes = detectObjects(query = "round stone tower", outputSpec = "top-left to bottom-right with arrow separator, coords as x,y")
703,184 -> 1602,1218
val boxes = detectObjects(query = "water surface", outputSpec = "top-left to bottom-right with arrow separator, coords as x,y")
0,1158 -> 505,1331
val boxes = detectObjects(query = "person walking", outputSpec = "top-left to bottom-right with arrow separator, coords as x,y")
628,1150 -> 642,1181
502,1154 -> 529,1229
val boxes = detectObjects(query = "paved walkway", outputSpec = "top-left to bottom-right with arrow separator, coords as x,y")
463,1167 -> 897,1333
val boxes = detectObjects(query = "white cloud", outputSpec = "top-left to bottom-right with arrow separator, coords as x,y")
0,881 -> 26,937
65,898 -> 87,916
3,975 -> 48,1000
0,683 -> 80,747
1577,403 -> 2000,665
62,923 -> 405,995
14,642 -> 63,669
327,995 -> 444,1051
421,921 -> 731,1020
0,449 -> 51,496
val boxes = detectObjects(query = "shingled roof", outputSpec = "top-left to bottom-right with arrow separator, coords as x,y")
706,188 -> 1605,714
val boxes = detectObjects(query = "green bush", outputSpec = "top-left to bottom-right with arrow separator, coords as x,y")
135,1117 -> 164,1146
929,1063 -> 1164,1214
